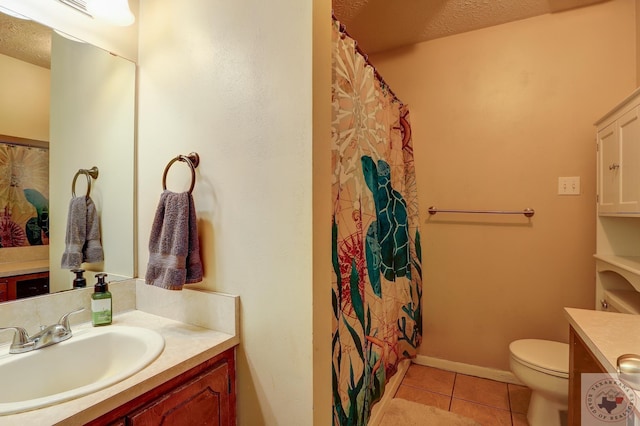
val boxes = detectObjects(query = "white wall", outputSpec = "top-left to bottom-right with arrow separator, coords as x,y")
137,0 -> 330,424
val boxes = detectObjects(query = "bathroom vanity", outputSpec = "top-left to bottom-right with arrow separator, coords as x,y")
87,347 -> 235,425
0,280 -> 239,425
565,308 -> 640,425
567,323 -> 606,425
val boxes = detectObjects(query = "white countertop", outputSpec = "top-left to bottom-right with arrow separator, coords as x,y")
0,261 -> 48,278
0,309 -> 239,425
564,307 -> 640,373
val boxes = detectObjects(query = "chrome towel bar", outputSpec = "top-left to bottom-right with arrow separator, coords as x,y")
427,206 -> 535,218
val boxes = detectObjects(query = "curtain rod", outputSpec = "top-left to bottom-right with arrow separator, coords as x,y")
332,15 -> 404,107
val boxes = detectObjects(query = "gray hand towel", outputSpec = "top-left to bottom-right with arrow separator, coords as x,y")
84,197 -> 104,263
61,196 -> 104,269
61,197 -> 87,269
145,190 -> 203,290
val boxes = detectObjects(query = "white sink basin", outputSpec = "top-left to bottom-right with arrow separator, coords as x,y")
0,325 -> 165,415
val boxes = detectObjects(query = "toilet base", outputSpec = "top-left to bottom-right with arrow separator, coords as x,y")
527,391 -> 567,426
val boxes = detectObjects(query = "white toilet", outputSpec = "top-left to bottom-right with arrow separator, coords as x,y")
509,339 -> 569,426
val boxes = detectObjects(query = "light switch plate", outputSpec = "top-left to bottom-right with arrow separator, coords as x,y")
558,176 -> 580,195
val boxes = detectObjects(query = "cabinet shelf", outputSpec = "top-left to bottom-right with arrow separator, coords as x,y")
603,289 -> 640,314
594,254 -> 640,293
594,254 -> 640,275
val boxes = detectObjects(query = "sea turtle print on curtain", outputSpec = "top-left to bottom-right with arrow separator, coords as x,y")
331,18 -> 423,426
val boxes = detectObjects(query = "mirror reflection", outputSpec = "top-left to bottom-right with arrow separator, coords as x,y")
0,10 -> 135,298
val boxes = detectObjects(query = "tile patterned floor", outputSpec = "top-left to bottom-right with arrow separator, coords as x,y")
395,364 -> 532,426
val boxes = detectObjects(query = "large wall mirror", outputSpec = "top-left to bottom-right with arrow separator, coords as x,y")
0,9 -> 135,295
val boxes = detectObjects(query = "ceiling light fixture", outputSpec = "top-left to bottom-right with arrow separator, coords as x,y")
86,0 -> 134,26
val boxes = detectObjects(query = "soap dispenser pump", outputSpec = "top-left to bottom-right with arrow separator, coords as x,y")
71,269 -> 86,288
91,273 -> 112,326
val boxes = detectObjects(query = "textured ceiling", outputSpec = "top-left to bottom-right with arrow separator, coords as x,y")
0,1 -> 610,69
0,12 -> 51,69
333,0 -> 609,53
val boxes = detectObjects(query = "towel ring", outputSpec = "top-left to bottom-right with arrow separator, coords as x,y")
72,167 -> 99,198
162,152 -> 200,194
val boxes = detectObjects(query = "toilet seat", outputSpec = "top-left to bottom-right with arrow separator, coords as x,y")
509,339 -> 569,379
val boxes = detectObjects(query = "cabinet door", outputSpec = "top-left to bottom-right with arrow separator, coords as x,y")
128,361 -> 231,426
597,121 -> 619,213
0,280 -> 7,302
618,107 -> 640,213
568,327 -> 606,425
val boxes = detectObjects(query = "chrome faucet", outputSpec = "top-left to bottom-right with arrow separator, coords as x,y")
0,307 -> 85,354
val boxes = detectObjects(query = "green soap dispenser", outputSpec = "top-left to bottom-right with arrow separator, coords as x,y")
91,273 -> 112,326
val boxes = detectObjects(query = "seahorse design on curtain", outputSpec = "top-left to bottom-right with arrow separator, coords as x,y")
331,18 -> 423,426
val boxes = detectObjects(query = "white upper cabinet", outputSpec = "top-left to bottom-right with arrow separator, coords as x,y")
596,90 -> 640,216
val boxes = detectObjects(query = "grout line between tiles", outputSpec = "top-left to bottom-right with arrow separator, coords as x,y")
399,366 -> 522,424
449,373 -> 456,411
398,382 -> 455,397
451,397 -> 513,412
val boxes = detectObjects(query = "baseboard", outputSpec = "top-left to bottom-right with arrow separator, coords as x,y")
413,354 -> 524,385
368,359 -> 411,426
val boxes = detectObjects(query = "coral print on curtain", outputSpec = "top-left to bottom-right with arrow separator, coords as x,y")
331,18 -> 423,426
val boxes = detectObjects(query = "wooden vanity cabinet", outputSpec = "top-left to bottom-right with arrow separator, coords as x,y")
88,347 -> 235,426
568,327 -> 606,426
0,272 -> 49,302
13,271 -> 49,299
0,279 -> 7,302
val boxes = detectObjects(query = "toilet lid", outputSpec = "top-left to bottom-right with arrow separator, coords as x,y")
510,339 -> 569,378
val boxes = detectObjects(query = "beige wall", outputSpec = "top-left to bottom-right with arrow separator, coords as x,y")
313,0 -> 333,422
0,54 -> 49,141
637,0 -> 640,84
371,0 -> 636,370
137,0 -> 331,424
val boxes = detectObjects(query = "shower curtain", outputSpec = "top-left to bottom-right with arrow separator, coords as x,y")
331,18 -> 423,426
